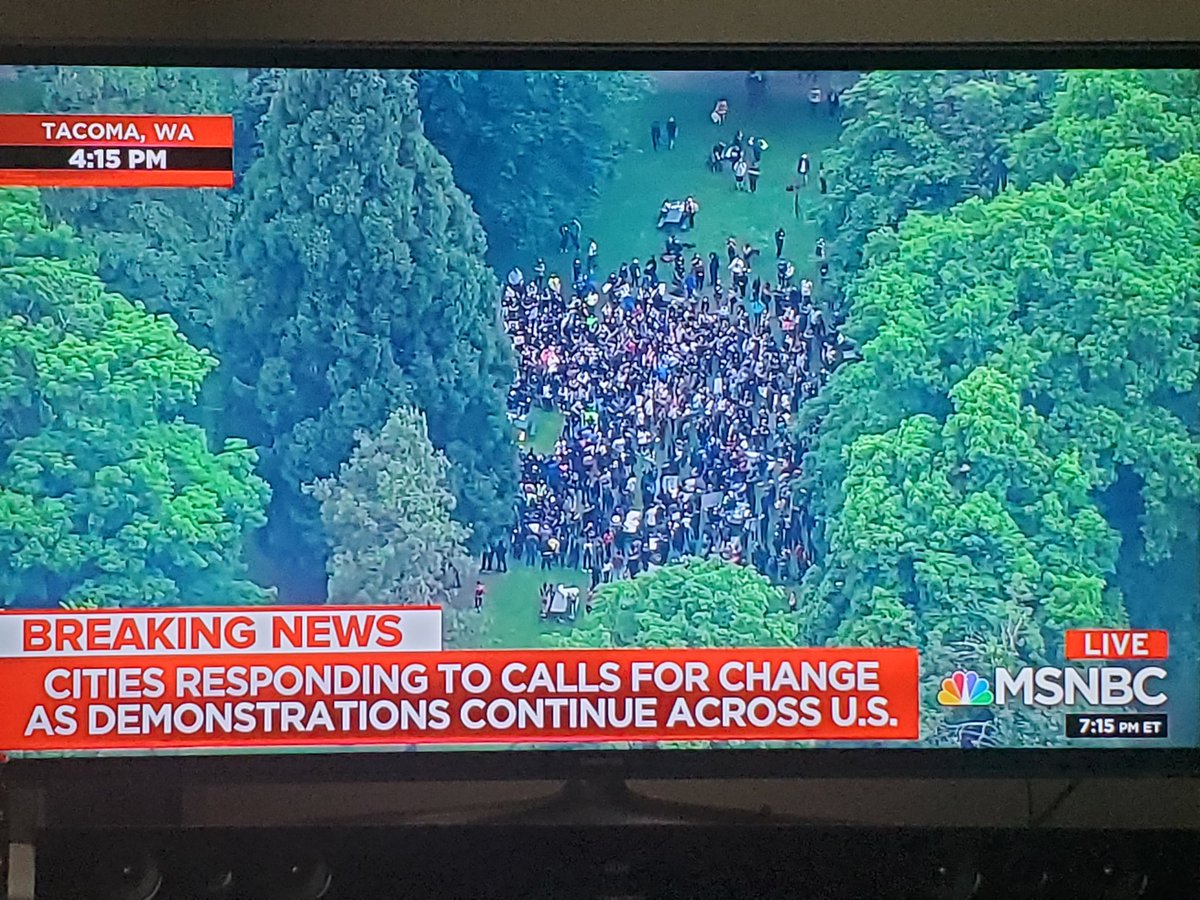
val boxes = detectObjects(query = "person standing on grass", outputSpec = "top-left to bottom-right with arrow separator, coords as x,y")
651,120 -> 662,150
684,195 -> 699,229
666,116 -> 678,149
747,158 -> 761,193
494,538 -> 508,573
709,251 -> 720,289
775,227 -> 786,257
474,580 -> 485,612
481,543 -> 494,572
726,236 -> 739,262
797,153 -> 810,186
733,156 -> 748,190
587,238 -> 599,275
818,164 -> 828,194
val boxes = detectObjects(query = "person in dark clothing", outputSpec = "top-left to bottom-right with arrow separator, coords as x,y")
692,254 -> 706,292
646,256 -> 658,283
559,223 -> 571,253
747,160 -> 761,193
775,227 -> 786,257
818,164 -> 828,194
726,236 -> 738,262
494,539 -> 508,573
708,252 -> 720,288
665,116 -> 678,149
533,257 -> 546,288
481,544 -> 493,572
587,238 -> 599,274
650,121 -> 662,150
572,257 -> 583,283
710,142 -> 725,172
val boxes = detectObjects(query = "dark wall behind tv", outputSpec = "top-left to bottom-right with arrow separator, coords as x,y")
1,0 -> 1197,831
2,0 -> 1200,44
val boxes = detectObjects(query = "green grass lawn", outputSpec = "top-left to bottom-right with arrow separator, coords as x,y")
524,408 -> 565,455
475,563 -> 590,649
476,73 -> 843,650
529,72 -> 845,293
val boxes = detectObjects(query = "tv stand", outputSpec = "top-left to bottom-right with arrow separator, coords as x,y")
6,786 -> 42,900
475,777 -> 806,825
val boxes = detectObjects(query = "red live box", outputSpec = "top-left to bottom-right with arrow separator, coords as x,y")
1064,629 -> 1169,660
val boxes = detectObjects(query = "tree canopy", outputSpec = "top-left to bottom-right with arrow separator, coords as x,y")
564,558 -> 799,649
799,149 -> 1200,739
1009,69 -> 1200,188
220,68 -> 518,589
0,188 -> 270,607
417,70 -> 649,266
820,70 -> 1054,289
306,406 -> 472,608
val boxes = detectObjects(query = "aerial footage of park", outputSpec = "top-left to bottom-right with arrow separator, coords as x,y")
0,66 -> 1197,748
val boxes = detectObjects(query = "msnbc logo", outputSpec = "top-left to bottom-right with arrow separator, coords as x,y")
938,670 -> 994,706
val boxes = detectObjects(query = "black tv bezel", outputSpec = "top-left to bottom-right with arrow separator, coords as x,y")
0,41 -> 1197,784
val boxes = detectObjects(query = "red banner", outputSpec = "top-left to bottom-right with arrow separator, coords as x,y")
0,114 -> 233,147
0,644 -> 920,753
0,169 -> 234,189
1065,629 -> 1169,661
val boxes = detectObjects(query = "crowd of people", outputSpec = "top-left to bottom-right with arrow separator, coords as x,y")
498,224 -> 852,594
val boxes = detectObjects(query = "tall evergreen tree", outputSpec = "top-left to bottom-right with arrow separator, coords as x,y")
306,407 -> 472,608
221,69 -> 517,591
417,70 -> 649,267
0,188 -> 270,608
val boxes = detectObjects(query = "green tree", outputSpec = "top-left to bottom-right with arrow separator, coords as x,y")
1009,69 -> 1200,188
221,68 -> 517,586
800,151 -> 1200,742
564,557 -> 799,649
417,70 -> 649,267
305,407 -> 472,608
821,70 -> 1054,285
0,188 -> 270,607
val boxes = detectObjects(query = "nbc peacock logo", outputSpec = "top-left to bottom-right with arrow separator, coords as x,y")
937,670 -> 995,706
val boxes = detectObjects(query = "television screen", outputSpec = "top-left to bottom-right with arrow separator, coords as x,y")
0,63 -> 1196,761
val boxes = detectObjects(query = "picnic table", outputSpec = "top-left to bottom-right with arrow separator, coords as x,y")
657,200 -> 687,229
